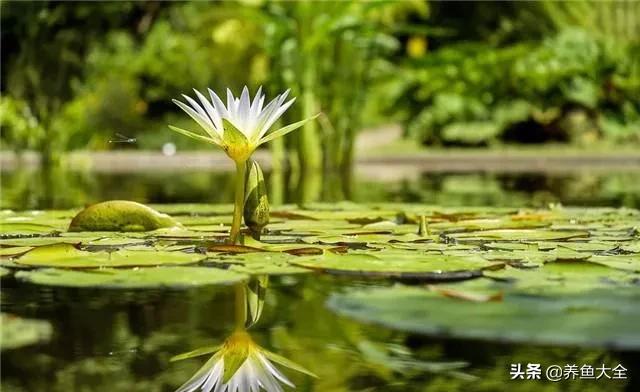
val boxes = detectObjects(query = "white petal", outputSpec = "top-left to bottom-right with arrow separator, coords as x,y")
194,89 -> 223,135
202,360 -> 224,392
182,94 -> 213,127
250,86 -> 263,116
238,86 -> 251,133
247,86 -> 264,131
226,89 -> 236,117
258,97 -> 296,140
253,95 -> 282,139
208,88 -> 230,119
172,99 -> 219,140
257,353 -> 295,388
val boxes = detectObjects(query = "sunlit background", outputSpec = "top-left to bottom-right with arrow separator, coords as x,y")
2,0 -> 640,209
2,2 -> 640,391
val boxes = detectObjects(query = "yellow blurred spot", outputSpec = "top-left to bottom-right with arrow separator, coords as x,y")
407,36 -> 427,58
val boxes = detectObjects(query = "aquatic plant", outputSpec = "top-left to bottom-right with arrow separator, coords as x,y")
170,86 -> 317,243
175,330 -> 315,392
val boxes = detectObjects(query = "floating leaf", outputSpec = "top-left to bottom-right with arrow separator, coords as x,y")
205,252 -> 309,275
291,251 -> 496,280
328,284 -> 640,349
0,246 -> 33,257
16,243 -> 204,268
589,255 -> 640,272
0,222 -> 59,235
1,313 -> 52,350
15,267 -> 247,288
446,229 -> 589,243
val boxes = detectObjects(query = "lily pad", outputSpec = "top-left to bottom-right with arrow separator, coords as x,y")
16,243 -> 204,268
1,313 -> 53,350
291,251 -> 497,280
328,284 -> 640,349
205,252 -> 310,275
589,255 -> 640,272
0,222 -> 59,236
446,229 -> 590,243
0,246 -> 33,257
68,200 -> 181,232
15,266 -> 247,288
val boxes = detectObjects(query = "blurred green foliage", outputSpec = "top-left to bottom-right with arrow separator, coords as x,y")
1,0 -> 421,171
392,1 -> 640,146
1,0 -> 639,163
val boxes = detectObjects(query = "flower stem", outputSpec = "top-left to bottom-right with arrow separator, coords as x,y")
234,283 -> 247,330
230,160 -> 247,244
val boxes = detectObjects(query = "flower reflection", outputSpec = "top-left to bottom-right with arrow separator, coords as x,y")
174,277 -> 315,392
175,330 -> 314,392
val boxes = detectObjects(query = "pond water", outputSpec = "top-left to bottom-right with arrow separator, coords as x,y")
2,167 -> 639,210
1,165 -> 640,391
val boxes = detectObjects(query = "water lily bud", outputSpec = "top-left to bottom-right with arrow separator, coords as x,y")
244,160 -> 269,239
245,276 -> 268,329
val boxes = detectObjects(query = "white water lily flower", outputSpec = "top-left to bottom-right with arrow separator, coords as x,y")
171,86 -> 317,163
174,331 -> 316,392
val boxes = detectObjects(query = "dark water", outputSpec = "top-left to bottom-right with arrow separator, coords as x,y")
3,275 -> 638,391
2,167 -> 639,210
2,167 -> 640,391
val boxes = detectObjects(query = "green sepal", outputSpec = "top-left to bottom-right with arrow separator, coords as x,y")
170,344 -> 222,362
223,346 -> 250,383
168,125 -> 219,146
258,113 -> 320,145
223,119 -> 251,162
262,350 -> 318,378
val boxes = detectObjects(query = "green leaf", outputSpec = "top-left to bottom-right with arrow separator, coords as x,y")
16,243 -> 204,268
290,250 -> 496,280
328,282 -> 640,349
258,113 -> 320,145
446,229 -> 590,242
205,252 -> 310,275
15,267 -> 247,289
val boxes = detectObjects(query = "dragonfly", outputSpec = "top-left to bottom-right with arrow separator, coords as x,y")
108,132 -> 137,144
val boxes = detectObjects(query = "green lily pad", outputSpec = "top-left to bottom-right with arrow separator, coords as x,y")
483,263 -> 635,292
589,255 -> 640,272
0,266 -> 11,277
0,246 -> 33,257
328,284 -> 640,349
205,252 -> 310,275
291,250 -> 497,280
0,222 -> 59,236
446,229 -> 590,243
16,243 -> 204,268
1,313 -> 52,350
68,200 -> 181,232
15,266 -> 247,288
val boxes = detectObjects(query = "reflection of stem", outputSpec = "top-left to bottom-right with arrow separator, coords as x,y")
230,161 -> 247,244
234,283 -> 247,330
